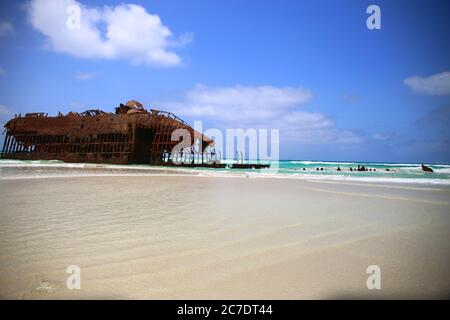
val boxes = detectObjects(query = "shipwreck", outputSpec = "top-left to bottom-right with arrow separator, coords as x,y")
0,100 -> 217,166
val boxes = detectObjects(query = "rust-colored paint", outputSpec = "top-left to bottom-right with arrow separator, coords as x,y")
1,101 -> 212,165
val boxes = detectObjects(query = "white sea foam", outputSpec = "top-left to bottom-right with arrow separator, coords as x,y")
1,170 -> 449,185
159,169 -> 450,186
289,160 -> 450,168
0,160 -> 178,171
289,160 -> 357,165
1,159 -> 449,186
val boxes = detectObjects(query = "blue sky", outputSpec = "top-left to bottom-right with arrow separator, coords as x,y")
0,0 -> 449,163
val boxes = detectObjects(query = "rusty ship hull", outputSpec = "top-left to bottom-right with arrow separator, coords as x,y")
1,101 -> 210,165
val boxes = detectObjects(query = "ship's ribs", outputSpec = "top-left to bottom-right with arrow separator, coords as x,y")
1,102 -> 211,165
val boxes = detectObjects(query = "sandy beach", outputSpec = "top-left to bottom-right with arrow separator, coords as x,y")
0,174 -> 449,299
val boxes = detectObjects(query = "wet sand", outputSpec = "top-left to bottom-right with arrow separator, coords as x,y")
0,175 -> 449,299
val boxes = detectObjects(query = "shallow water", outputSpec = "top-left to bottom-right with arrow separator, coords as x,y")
0,175 -> 449,299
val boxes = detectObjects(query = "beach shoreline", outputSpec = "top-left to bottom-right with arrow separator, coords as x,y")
1,159 -> 450,187
0,174 -> 449,299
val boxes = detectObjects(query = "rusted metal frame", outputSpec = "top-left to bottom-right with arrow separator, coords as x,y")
130,124 -> 136,162
113,132 -> 118,155
162,125 -> 168,163
2,108 -> 208,165
156,125 -> 162,164
11,135 -> 18,153
20,134 -> 27,153
7,136 -> 14,154
6,133 -> 13,154
6,133 -> 12,155
158,125 -> 166,164
25,133 -> 32,153
15,134 -> 22,153
166,125 -> 172,162
1,133 -> 10,156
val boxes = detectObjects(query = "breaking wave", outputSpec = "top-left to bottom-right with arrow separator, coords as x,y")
1,159 -> 449,186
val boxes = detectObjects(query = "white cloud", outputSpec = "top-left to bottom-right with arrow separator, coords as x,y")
276,111 -> 361,144
26,0 -> 190,67
0,105 -> 11,116
173,84 -> 313,123
164,85 -> 361,144
404,71 -> 450,96
0,21 -> 13,37
74,71 -> 95,80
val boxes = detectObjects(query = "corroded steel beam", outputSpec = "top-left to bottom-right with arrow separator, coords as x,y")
1,101 -> 212,165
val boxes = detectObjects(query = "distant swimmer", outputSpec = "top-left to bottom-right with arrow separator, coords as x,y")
421,163 -> 434,172
320,168 -> 324,171
302,168 -> 306,171
337,166 -> 341,171
350,168 -> 353,171
316,168 -> 319,171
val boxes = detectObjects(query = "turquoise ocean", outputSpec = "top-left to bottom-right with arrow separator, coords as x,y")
1,159 -> 450,185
